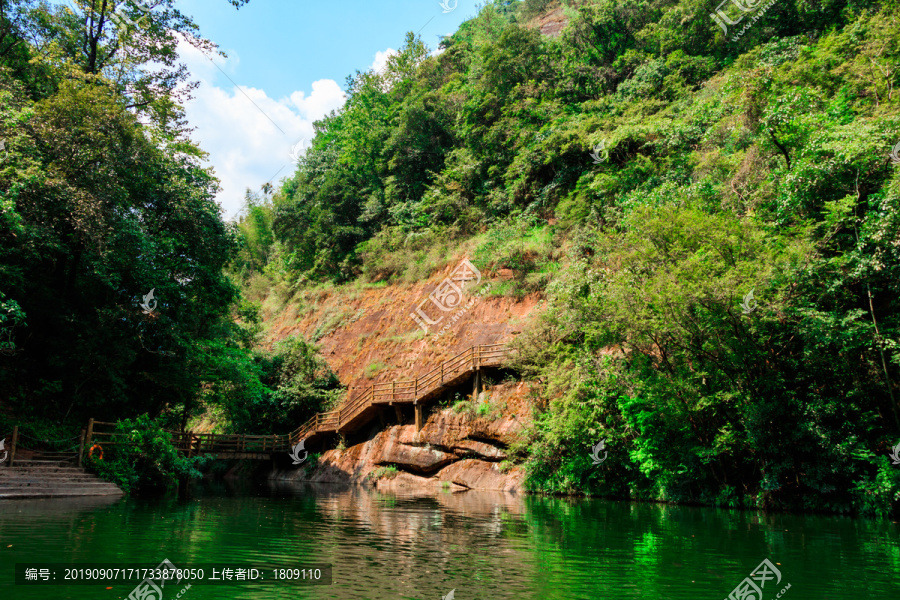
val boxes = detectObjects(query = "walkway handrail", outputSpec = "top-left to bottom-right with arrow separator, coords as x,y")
288,343 -> 509,444
86,421 -> 293,455
85,344 -> 511,455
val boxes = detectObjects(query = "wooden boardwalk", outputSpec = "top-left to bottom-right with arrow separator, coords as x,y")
70,343 -> 510,460
286,343 -> 510,447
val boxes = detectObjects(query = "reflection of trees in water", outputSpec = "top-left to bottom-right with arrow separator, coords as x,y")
0,495 -> 122,518
169,490 -> 899,598
5,483 -> 893,599
0,495 -> 126,560
514,496 -> 900,598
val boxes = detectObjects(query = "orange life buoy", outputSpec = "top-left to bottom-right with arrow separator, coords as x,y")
88,444 -> 104,460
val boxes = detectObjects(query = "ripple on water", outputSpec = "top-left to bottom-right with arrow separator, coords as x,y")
0,484 -> 897,600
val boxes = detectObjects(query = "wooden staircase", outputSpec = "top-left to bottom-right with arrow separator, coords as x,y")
77,344 -> 511,459
287,344 -> 510,446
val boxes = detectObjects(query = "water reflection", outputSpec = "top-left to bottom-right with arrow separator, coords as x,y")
0,482 -> 897,600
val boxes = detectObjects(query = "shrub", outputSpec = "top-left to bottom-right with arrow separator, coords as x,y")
368,464 -> 399,481
86,415 -> 210,495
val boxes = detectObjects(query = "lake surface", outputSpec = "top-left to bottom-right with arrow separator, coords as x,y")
0,481 -> 897,600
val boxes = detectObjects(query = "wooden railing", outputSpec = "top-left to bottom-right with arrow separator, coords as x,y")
167,432 -> 292,455
0,426 -> 84,467
83,343 -> 511,458
86,421 -> 294,456
287,343 -> 510,445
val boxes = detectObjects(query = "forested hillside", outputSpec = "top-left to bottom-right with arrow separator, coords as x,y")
237,0 -> 900,516
0,0 -> 342,441
2,0 -> 899,515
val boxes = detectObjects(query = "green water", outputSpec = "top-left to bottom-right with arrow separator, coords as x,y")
1,481 -> 897,600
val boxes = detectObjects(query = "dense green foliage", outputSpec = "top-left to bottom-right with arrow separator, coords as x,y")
86,415 -> 209,494
0,0 -> 241,425
197,334 -> 343,435
240,0 -> 900,516
255,0 -> 895,283
0,1 -> 340,440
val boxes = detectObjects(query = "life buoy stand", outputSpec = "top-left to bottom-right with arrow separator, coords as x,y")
89,444 -> 104,460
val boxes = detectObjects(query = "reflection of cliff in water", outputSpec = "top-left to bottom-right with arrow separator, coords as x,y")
266,479 -> 527,537
260,481 -> 534,595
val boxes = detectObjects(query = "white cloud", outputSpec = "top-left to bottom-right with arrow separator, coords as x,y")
176,39 -> 346,220
369,47 -> 398,74
288,79 -> 346,120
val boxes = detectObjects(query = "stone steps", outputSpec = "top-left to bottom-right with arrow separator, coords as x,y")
0,489 -> 123,499
0,475 -> 106,484
0,479 -> 119,488
0,464 -> 123,499
9,459 -> 78,467
1,462 -> 89,470
0,469 -> 89,477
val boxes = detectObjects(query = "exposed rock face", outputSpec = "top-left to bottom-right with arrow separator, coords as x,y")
270,384 -> 530,493
536,6 -> 567,38
261,249 -> 541,493
263,252 -> 540,395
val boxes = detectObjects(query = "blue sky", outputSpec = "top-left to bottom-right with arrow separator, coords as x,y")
172,0 -> 479,219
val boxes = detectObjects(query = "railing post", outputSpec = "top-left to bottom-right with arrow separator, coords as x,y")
276,344 -> 508,451
85,418 -> 94,453
76,428 -> 86,467
9,426 -> 18,467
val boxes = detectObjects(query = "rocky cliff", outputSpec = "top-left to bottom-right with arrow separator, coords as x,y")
270,382 -> 533,492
